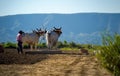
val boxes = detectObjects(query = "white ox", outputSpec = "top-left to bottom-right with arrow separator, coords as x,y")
22,28 -> 46,51
46,27 -> 62,50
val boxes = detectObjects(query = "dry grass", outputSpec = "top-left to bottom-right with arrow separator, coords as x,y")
0,49 -> 112,76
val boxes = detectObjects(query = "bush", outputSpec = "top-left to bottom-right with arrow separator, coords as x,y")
23,44 -> 30,49
57,41 -> 64,48
37,42 -> 47,48
69,41 -> 76,48
3,42 -> 16,48
97,34 -> 120,76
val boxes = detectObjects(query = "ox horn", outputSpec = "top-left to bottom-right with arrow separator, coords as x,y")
36,28 -> 41,31
39,28 -> 41,31
59,27 -> 62,29
44,28 -> 47,33
53,27 -> 56,29
36,28 -> 39,31
32,30 -> 36,32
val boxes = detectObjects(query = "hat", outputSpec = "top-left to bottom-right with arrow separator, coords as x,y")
19,30 -> 24,34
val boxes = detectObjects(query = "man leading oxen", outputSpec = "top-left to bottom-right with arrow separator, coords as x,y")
16,28 -> 46,53
46,27 -> 62,50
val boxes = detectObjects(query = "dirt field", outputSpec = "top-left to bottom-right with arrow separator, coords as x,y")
0,49 -> 112,76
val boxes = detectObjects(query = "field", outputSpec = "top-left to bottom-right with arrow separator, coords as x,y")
0,49 -> 112,76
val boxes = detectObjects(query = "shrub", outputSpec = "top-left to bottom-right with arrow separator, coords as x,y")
57,41 -> 64,48
97,34 -> 120,76
69,41 -> 76,48
37,42 -> 47,48
3,42 -> 16,48
23,44 -> 30,49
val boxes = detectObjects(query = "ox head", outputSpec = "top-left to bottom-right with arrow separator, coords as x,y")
33,28 -> 47,36
53,27 -> 62,35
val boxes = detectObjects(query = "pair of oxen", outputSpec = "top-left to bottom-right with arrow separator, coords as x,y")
21,27 -> 62,50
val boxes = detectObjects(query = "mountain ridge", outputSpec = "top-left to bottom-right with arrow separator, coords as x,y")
0,13 -> 120,44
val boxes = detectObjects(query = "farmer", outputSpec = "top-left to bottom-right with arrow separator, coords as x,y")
16,30 -> 24,54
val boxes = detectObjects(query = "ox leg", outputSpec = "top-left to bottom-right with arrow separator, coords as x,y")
48,46 -> 50,51
55,45 -> 58,51
48,44 -> 51,51
30,45 -> 33,51
50,43 -> 52,51
35,44 -> 38,51
56,43 -> 59,51
35,45 -> 37,51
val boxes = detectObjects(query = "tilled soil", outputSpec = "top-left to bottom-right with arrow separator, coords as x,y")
0,49 -> 112,76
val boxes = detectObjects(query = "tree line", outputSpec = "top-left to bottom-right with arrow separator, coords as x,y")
1,40 -> 97,50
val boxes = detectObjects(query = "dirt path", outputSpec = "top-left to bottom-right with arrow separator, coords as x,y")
0,49 -> 112,76
33,55 -> 111,76
13,55 -> 111,76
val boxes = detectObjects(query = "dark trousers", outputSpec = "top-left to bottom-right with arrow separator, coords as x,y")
17,41 -> 23,54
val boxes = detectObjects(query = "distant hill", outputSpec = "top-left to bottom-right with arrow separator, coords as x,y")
0,13 -> 120,44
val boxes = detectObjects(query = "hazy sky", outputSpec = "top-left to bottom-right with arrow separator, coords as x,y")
0,0 -> 120,16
